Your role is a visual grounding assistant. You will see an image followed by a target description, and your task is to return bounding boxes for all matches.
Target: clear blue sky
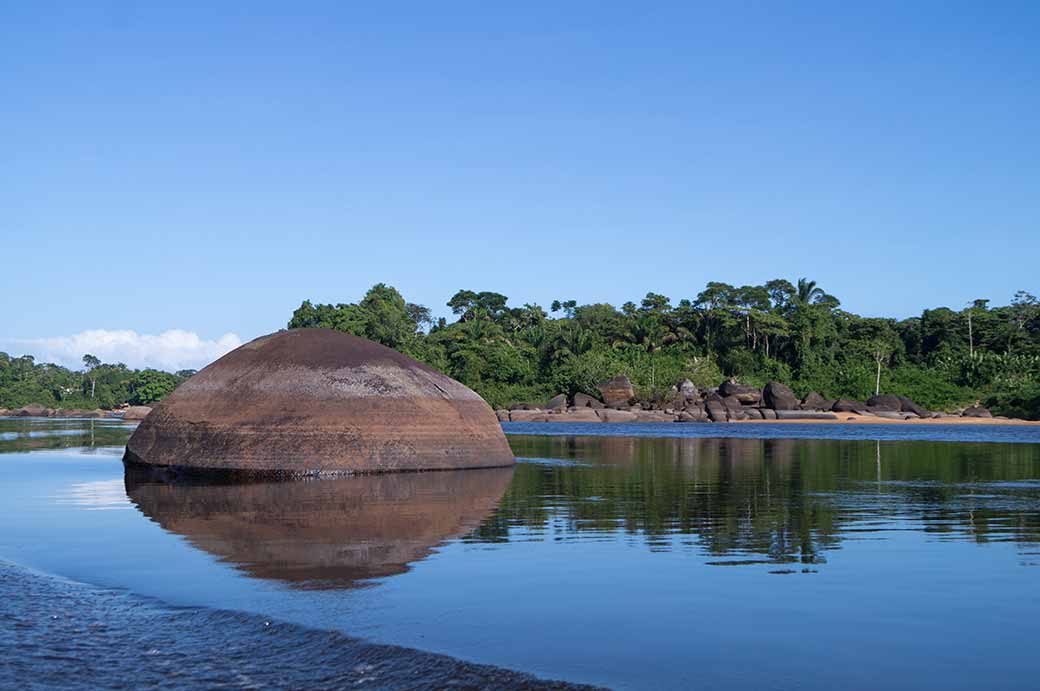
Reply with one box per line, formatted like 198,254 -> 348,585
2,2 -> 1038,367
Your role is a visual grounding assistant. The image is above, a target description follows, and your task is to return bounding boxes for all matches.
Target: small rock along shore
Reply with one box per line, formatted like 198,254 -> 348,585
496,376 -> 1038,425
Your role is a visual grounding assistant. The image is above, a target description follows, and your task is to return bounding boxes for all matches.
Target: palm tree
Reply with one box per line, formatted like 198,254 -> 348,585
796,278 -> 825,305
795,277 -> 840,310
618,314 -> 677,391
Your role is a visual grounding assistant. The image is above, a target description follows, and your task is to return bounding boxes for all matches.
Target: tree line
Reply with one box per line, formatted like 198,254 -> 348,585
288,280 -> 1040,418
0,352 -> 191,410
4,278 -> 1036,418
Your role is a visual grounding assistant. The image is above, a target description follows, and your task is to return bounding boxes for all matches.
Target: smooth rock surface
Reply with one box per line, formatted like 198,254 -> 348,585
597,375 -> 635,408
124,329 -> 514,475
763,382 -> 799,410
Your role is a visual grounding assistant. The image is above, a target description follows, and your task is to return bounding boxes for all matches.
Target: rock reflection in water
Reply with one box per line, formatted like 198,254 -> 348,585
125,466 -> 514,589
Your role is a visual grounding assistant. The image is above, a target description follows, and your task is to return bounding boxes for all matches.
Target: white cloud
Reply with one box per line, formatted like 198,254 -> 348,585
5,329 -> 243,372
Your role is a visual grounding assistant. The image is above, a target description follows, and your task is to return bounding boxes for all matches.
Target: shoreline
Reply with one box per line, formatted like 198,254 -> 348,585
731,413 -> 1040,426
501,410 -> 1040,426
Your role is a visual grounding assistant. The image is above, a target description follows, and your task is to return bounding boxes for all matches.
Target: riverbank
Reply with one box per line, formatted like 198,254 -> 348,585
737,413 -> 1040,426
498,408 -> 1039,425
0,404 -> 152,420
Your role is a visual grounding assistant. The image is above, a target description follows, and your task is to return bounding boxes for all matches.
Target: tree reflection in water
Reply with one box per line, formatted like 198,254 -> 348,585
470,435 -> 1040,565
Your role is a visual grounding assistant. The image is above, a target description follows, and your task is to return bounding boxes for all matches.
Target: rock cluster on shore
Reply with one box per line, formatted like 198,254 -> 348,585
0,405 -> 119,419
495,376 -> 1006,424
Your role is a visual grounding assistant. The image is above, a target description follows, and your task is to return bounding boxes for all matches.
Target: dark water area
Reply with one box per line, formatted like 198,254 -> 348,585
2,418 -> 1040,690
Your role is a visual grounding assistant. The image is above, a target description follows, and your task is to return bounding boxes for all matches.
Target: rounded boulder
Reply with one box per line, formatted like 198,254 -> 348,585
124,328 -> 515,475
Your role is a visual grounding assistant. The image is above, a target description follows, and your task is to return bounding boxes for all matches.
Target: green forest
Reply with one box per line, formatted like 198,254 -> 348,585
287,280 -> 1040,419
3,278 -> 1038,418
0,353 -> 191,410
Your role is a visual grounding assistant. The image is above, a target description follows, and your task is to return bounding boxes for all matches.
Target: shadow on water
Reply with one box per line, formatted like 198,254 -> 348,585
124,465 -> 515,589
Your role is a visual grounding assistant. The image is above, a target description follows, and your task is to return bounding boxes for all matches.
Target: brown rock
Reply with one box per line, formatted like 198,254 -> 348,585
124,329 -> 514,475
705,399 -> 728,422
874,411 -> 915,420
509,410 -> 550,422
801,392 -> 831,410
634,410 -> 673,423
597,375 -> 635,408
962,406 -> 993,418
897,396 -> 928,417
867,394 -> 902,411
721,395 -> 743,413
678,379 -> 699,400
495,409 -> 510,422
596,409 -> 638,423
15,404 -> 49,417
763,382 -> 799,410
545,394 -> 568,411
572,392 -> 605,409
832,398 -> 866,413
719,380 -> 761,405
122,406 -> 153,421
549,408 -> 601,422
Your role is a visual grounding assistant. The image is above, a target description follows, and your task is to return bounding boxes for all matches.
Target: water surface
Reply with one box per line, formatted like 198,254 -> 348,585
2,418 -> 1039,689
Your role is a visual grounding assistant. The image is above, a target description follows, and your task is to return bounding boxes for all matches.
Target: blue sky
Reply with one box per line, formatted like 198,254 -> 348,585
2,1 -> 1038,369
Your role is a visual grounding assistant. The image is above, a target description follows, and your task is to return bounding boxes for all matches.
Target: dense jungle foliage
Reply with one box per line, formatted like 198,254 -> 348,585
0,353 -> 191,409
287,280 -> 1040,419
3,278 -> 1037,418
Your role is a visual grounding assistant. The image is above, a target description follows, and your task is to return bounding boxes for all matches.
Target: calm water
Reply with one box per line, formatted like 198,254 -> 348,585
2,418 -> 1040,690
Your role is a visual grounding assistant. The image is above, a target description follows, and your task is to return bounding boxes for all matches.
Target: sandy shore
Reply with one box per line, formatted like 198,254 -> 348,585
734,413 -> 1040,426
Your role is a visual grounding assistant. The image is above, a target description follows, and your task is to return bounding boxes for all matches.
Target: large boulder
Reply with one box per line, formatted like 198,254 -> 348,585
801,392 -> 831,411
597,375 -> 636,408
897,396 -> 928,417
635,410 -> 674,423
122,406 -> 153,421
721,395 -> 743,414
676,408 -> 707,423
15,403 -> 50,417
596,409 -> 638,423
704,397 -> 728,422
832,398 -> 867,413
678,379 -> 699,401
124,329 -> 515,475
962,406 -> 993,418
763,382 -> 799,410
719,380 -> 762,405
544,408 -> 600,422
545,394 -> 568,411
572,392 -> 605,409
509,410 -> 550,422
867,394 -> 902,411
